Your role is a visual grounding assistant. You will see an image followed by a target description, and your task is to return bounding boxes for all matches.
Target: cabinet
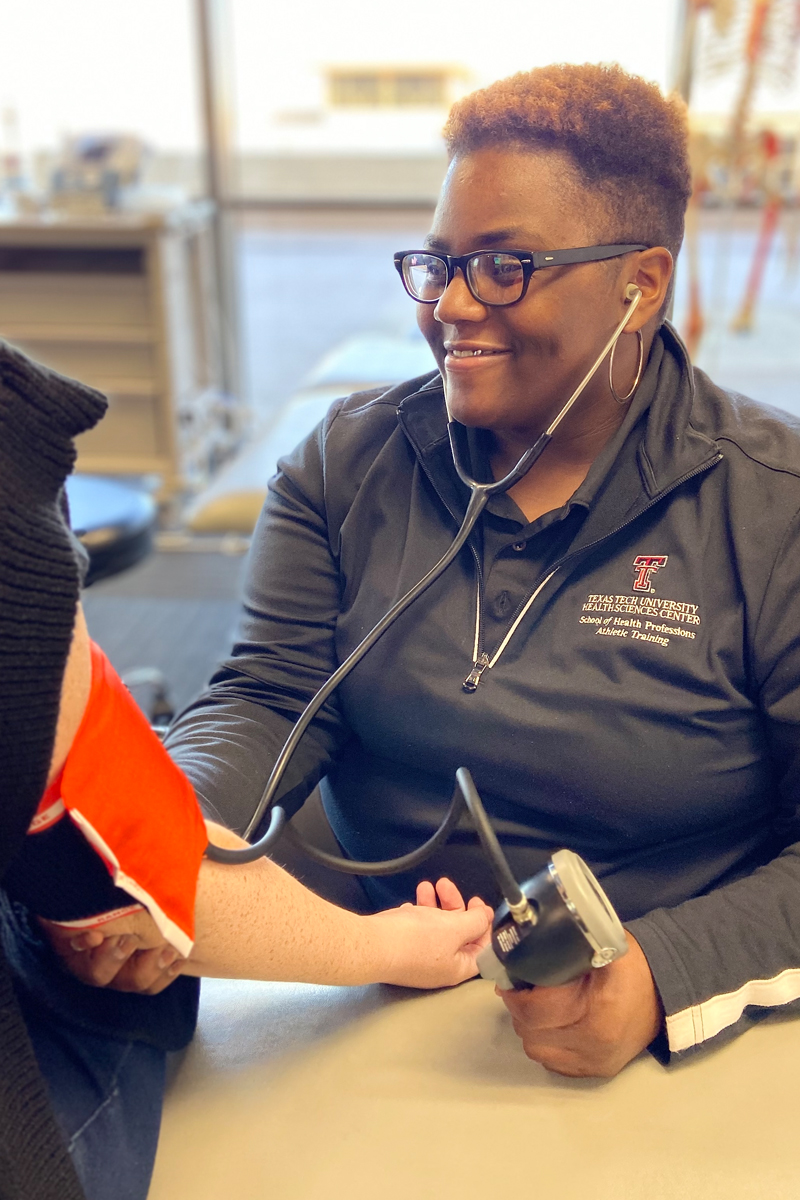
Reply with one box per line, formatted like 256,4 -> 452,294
0,203 -> 244,494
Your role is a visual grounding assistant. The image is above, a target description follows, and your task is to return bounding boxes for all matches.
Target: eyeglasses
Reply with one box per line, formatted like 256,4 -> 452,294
393,243 -> 648,307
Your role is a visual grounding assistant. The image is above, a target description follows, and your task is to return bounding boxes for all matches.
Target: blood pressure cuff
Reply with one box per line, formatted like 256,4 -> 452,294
3,642 -> 208,957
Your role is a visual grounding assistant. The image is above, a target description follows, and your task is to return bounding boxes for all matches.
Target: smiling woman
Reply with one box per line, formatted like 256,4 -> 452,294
163,61 -> 800,1081
408,64 -> 688,518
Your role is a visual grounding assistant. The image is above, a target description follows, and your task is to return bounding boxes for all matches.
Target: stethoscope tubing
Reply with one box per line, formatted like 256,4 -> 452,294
205,293 -> 642,869
205,486 -> 490,864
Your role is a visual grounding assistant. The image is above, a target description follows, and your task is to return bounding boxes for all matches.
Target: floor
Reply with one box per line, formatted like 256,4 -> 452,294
81,550 -> 249,717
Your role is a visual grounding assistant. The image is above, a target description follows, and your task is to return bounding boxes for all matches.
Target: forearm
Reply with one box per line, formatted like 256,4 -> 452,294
182,823 -> 385,985
627,843 -> 800,1062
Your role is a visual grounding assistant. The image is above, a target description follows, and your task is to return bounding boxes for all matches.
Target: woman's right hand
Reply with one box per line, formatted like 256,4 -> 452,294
366,879 -> 493,989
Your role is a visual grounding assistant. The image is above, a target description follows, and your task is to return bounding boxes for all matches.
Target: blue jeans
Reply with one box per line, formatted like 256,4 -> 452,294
0,894 -> 168,1200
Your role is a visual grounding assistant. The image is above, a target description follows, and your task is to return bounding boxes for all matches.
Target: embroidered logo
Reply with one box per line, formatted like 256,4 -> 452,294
631,555 -> 668,593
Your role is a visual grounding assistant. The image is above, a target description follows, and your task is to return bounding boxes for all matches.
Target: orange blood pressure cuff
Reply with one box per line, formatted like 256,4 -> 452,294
4,642 -> 208,957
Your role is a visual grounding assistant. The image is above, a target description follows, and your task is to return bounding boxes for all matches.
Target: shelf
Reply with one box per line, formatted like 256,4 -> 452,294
0,206 -> 231,496
75,454 -> 171,476
90,378 -> 159,397
0,323 -> 154,345
0,201 -> 214,236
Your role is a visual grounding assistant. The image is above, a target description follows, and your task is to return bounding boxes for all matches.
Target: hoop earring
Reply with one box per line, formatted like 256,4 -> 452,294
609,329 -> 644,404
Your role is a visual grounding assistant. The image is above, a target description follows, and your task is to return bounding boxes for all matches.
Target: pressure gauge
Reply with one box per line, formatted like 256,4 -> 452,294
477,849 -> 628,990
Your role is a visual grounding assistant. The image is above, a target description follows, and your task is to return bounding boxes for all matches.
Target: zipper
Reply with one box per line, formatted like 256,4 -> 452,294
463,570 -> 557,690
461,452 -> 722,692
469,542 -> 484,661
463,652 -> 490,693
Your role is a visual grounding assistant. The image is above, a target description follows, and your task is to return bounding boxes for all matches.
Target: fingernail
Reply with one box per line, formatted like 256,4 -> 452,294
113,938 -> 131,960
158,948 -> 177,969
70,938 -> 86,953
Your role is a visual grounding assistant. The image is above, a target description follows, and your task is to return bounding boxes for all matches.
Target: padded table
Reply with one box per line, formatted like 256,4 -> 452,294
66,473 -> 155,584
150,976 -> 799,1199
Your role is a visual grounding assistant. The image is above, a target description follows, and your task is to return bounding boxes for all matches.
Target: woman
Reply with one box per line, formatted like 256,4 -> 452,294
145,62 -> 800,1077
0,340 -> 490,1200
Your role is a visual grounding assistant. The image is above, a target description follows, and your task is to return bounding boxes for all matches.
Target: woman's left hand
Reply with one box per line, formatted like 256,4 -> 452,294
499,933 -> 662,1077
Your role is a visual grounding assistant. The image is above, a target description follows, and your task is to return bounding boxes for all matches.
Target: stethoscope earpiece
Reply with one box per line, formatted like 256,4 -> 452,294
624,283 -> 642,303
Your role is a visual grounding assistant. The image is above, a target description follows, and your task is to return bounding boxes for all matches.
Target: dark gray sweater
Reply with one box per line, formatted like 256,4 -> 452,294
0,343 -> 200,1156
0,340 -> 105,1200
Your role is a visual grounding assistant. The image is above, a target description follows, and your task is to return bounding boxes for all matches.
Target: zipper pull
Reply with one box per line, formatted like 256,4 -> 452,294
463,652 -> 490,693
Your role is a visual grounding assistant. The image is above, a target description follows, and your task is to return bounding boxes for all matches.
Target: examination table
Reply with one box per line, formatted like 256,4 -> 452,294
149,975 -> 799,1199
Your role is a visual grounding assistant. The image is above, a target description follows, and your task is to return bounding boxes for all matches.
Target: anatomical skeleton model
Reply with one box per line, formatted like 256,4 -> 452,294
676,0 -> 800,352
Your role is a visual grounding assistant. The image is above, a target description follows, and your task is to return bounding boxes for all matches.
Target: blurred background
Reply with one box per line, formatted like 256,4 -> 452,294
2,0 -> 799,714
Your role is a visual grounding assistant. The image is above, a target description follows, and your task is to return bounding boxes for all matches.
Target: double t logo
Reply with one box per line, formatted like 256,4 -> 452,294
632,555 -> 668,593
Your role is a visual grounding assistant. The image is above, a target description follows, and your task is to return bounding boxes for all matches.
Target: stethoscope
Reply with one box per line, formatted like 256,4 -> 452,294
204,288 -> 643,988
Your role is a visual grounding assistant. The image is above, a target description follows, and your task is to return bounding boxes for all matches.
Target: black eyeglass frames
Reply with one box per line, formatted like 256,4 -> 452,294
393,243 -> 648,307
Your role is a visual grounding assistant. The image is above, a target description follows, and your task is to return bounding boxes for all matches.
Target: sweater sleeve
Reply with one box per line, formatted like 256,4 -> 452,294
165,408 -> 353,834
0,339 -> 107,877
627,506 -> 800,1063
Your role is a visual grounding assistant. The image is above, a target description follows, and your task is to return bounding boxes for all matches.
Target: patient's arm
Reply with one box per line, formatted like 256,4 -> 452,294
185,823 -> 490,989
44,824 -> 491,991
44,843 -> 491,991
48,603 -> 92,786
37,609 -> 491,991
9,604 -> 208,948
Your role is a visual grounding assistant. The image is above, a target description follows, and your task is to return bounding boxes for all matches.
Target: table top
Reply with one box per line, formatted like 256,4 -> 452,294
150,976 -> 800,1200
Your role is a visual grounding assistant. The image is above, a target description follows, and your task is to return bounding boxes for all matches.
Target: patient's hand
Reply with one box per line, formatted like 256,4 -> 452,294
415,876 -> 489,915
39,909 -> 185,995
368,878 -> 493,988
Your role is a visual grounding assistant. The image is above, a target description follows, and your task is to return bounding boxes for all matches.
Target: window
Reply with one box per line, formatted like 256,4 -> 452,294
327,68 -> 456,108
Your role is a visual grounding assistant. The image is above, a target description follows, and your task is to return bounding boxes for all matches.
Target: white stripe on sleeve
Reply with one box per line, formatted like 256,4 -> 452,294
666,966 -> 800,1053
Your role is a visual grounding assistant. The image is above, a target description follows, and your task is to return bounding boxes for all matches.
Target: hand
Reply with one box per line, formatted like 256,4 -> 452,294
366,877 -> 493,989
39,909 -> 186,995
499,933 -> 662,1078
414,876 -> 489,915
